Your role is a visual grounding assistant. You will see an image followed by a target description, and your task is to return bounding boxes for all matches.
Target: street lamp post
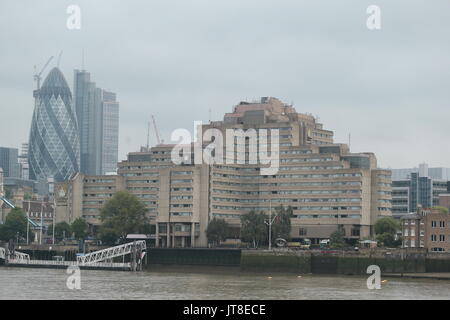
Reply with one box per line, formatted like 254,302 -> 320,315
39,200 -> 43,245
265,200 -> 279,251
52,197 -> 56,245
16,231 -> 19,245
26,200 -> 30,245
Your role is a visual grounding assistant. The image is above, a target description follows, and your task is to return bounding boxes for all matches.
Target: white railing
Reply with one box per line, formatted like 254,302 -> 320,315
0,247 -> 30,262
14,251 -> 30,262
77,240 -> 146,265
2,242 -> 143,270
7,258 -> 131,269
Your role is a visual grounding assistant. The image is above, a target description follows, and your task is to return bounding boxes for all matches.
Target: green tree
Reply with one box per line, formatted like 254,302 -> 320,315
432,206 -> 449,214
99,191 -> 150,243
71,218 -> 88,240
4,186 -> 13,199
98,226 -> 120,246
240,210 -> 267,248
330,230 -> 346,248
47,222 -> 72,240
206,218 -> 229,246
375,216 -> 400,247
0,208 -> 29,242
270,205 -> 293,244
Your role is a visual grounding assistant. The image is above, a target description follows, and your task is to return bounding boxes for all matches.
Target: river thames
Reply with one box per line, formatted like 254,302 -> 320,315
0,267 -> 449,300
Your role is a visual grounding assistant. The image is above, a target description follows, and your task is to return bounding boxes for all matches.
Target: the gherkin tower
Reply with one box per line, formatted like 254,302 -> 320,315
28,67 -> 80,188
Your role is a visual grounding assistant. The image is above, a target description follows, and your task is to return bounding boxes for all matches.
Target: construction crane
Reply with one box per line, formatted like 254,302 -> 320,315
57,51 -> 63,68
151,115 -> 161,145
34,56 -> 54,90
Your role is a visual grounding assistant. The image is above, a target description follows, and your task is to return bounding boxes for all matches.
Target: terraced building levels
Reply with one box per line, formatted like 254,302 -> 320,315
56,97 -> 392,247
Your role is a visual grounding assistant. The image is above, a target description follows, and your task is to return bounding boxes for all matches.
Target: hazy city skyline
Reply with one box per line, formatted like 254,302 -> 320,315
1,0 -> 449,169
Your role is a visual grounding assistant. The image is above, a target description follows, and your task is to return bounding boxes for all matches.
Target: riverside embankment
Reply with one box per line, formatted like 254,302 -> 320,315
2,246 -> 450,277
142,248 -> 450,277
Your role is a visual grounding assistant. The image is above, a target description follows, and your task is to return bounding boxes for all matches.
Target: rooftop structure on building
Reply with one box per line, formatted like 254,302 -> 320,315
391,163 -> 450,180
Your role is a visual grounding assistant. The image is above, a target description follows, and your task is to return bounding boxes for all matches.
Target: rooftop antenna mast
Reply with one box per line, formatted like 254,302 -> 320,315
34,56 -> 54,90
151,115 -> 161,145
348,133 -> 351,150
146,121 -> 151,151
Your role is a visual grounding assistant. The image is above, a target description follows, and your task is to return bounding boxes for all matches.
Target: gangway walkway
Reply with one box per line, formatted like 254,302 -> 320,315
76,240 -> 146,265
1,241 -> 146,271
0,247 -> 30,262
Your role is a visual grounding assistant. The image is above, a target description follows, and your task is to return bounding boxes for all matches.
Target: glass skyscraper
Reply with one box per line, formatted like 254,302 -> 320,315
74,70 -> 119,175
0,147 -> 19,178
28,67 -> 80,191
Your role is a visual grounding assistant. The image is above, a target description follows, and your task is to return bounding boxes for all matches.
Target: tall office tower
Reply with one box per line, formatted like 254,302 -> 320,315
100,90 -> 119,174
18,143 -> 29,180
73,70 -> 119,175
0,147 -> 19,178
28,67 -> 80,194
56,97 -> 392,248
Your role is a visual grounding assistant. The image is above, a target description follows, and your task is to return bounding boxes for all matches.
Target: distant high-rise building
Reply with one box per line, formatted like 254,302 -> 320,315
392,171 -> 449,218
100,90 -> 119,174
391,163 -> 450,180
28,67 -> 80,193
73,70 -> 119,175
18,143 -> 29,180
0,147 -> 19,178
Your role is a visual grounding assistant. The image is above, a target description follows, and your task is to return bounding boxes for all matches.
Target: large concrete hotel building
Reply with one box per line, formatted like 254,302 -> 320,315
55,97 -> 392,247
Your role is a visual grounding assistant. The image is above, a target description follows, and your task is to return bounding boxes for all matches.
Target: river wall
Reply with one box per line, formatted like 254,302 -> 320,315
144,248 -> 450,274
2,246 -> 450,274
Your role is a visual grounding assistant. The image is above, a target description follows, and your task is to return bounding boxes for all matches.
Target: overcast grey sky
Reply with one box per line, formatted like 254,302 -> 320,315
1,0 -> 449,169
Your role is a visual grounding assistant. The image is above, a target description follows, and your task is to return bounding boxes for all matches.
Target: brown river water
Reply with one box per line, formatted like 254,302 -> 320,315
0,266 -> 449,300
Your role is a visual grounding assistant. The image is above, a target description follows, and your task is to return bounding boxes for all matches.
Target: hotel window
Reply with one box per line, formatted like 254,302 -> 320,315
351,228 -> 360,237
299,228 -> 307,236
431,234 -> 437,242
158,223 -> 167,233
431,221 -> 437,228
439,221 -> 445,228
439,235 -> 445,242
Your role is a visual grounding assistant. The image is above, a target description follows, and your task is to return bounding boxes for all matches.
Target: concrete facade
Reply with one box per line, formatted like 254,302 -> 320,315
55,97 -> 392,247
